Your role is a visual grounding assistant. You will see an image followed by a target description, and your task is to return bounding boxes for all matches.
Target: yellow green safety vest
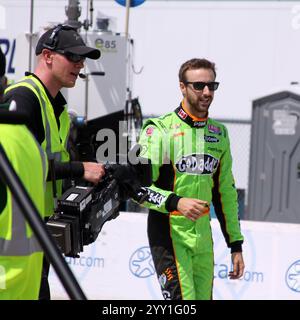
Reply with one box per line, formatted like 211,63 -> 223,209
5,75 -> 70,216
0,124 -> 47,299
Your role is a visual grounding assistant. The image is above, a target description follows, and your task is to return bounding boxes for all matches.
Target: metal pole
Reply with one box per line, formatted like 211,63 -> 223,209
0,143 -> 87,300
125,0 -> 130,38
84,74 -> 89,119
28,0 -> 34,72
125,1 -> 132,154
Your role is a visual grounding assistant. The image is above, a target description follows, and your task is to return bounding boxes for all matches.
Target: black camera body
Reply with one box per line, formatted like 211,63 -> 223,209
47,175 -> 120,258
46,162 -> 149,258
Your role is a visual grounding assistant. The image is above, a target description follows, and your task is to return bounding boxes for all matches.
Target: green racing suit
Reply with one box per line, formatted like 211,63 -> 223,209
138,104 -> 244,300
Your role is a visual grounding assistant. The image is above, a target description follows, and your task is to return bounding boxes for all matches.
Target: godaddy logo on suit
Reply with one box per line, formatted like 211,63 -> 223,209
176,153 -> 219,175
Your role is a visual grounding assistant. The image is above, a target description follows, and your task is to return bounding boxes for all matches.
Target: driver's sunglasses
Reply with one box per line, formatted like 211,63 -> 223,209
184,81 -> 219,91
55,50 -> 86,63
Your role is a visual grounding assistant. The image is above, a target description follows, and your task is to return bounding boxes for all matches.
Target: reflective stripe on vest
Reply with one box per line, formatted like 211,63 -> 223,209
0,199 -> 41,256
0,127 -> 47,256
20,78 -> 63,162
5,76 -> 70,215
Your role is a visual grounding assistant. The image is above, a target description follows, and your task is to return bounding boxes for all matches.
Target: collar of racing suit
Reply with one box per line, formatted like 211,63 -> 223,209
175,102 -> 208,128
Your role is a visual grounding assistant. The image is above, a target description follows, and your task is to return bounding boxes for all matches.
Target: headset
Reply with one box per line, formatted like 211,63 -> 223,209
43,24 -> 76,51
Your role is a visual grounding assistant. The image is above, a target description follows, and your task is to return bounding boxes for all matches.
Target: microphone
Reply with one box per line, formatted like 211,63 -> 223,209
90,71 -> 105,76
78,73 -> 86,79
78,72 -> 105,79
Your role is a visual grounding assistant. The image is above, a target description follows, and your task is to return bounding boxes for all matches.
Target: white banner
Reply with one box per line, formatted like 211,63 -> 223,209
49,212 -> 300,300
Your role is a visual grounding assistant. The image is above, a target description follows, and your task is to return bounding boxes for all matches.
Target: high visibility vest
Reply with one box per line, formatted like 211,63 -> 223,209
0,124 -> 47,300
5,76 -> 70,216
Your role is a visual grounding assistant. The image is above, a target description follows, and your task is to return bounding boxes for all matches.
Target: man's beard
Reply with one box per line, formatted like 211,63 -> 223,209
186,95 -> 211,116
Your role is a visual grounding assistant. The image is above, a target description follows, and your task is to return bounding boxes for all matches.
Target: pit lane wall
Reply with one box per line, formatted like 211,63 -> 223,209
49,212 -> 300,300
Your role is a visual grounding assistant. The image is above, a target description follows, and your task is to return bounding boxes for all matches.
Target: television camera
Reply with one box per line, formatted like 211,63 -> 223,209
46,161 -> 150,258
46,112 -> 150,258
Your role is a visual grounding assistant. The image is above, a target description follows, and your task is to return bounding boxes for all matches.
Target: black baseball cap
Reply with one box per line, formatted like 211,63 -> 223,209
35,25 -> 100,60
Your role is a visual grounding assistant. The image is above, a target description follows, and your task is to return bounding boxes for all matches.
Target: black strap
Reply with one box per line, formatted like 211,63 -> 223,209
0,109 -> 31,126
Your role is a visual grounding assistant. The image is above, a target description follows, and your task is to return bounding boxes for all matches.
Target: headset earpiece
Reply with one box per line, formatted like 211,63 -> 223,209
43,24 -> 76,51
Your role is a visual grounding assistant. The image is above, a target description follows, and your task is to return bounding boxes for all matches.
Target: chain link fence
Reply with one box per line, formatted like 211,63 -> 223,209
212,118 -> 251,220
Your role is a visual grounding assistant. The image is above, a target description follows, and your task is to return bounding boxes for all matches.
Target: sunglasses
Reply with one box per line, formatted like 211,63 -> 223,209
55,50 -> 86,63
184,81 -> 219,91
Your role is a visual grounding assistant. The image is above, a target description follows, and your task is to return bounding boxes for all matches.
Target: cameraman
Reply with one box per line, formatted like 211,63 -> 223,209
3,25 -> 105,300
0,107 -> 47,299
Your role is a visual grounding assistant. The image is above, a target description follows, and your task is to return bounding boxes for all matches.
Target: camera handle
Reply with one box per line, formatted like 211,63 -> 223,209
0,143 -> 87,300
